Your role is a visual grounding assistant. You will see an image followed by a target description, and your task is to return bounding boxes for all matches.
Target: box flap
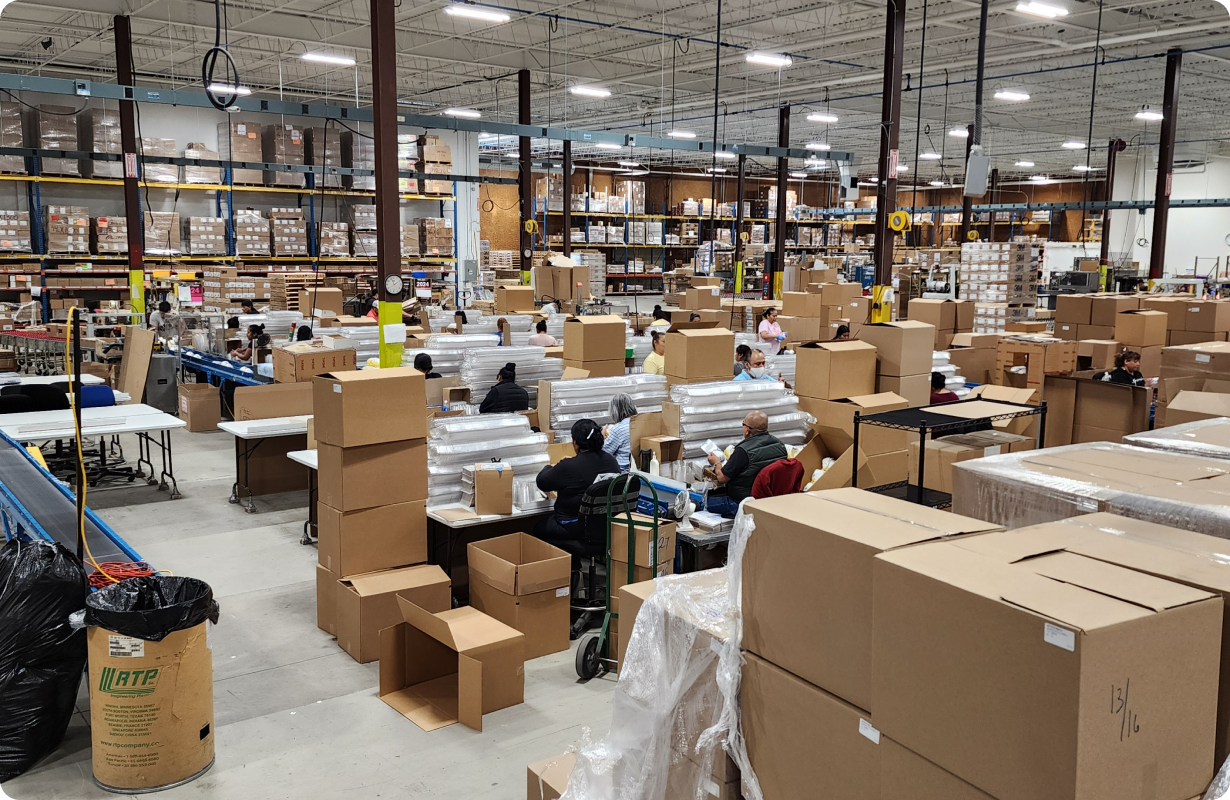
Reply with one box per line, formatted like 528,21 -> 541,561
434,507 -> 480,522
396,598 -> 523,653
515,536 -> 572,594
818,487 -> 1003,537
458,654 -> 484,731
1169,390 -> 1230,418
923,399 -> 1035,420
381,674 -> 460,731
969,385 -> 1037,405
1019,551 -> 1214,611
348,564 -> 449,598
561,366 -> 590,379
846,392 -> 908,411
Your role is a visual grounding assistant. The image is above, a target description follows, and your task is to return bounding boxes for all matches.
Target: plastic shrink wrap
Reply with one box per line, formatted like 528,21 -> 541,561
427,414 -> 549,508
461,345 -> 563,405
667,381 -> 813,459
1124,418 -> 1230,461
549,375 -> 667,440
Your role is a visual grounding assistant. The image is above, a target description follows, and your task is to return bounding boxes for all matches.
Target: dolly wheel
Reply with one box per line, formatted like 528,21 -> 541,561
576,634 -> 601,680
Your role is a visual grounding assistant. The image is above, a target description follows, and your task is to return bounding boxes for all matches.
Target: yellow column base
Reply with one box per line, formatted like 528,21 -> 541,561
772,271 -> 783,301
870,285 -> 893,324
377,300 -> 405,369
129,269 -> 145,315
734,260 -> 744,294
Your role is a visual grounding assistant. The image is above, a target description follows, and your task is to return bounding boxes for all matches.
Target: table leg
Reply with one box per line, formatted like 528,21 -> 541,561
230,438 -> 261,513
136,431 -> 156,485
300,468 -> 317,545
156,430 -> 181,499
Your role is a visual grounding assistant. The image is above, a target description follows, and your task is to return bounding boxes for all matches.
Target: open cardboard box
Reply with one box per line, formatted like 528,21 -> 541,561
794,436 -> 874,490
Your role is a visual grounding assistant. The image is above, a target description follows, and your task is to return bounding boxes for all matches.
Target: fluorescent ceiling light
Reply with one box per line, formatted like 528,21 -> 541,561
807,113 -> 839,124
919,152 -> 942,161
790,172 -> 807,178
1136,108 -> 1164,122
930,180 -> 945,187
994,89 -> 1030,102
1072,165 -> 1100,172
897,164 -> 909,172
1016,1 -> 1068,18
668,130 -> 696,139
208,83 -> 251,96
1062,141 -> 1086,150
714,151 -> 737,160
621,169 -> 649,176
707,167 -> 727,173
858,181 -> 878,187
805,158 -> 826,167
1030,175 -> 1052,183
805,142 -> 831,151
594,142 -> 623,150
617,161 -> 640,167
570,85 -> 611,99
444,108 -> 481,118
1015,160 -> 1035,167
746,52 -> 793,68
302,52 -> 356,67
949,127 -> 969,138
444,4 -> 511,23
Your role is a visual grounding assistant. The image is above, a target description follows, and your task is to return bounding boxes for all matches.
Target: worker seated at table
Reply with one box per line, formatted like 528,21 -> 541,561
239,298 -> 257,315
534,419 -> 621,545
479,363 -> 529,413
648,305 -> 671,330
705,410 -> 787,518
528,319 -> 558,347
413,352 -> 442,379
832,324 -> 851,341
603,393 -> 637,469
229,323 -> 268,364
1098,350 -> 1146,386
642,330 -> 666,375
930,371 -> 959,404
734,349 -> 773,381
294,325 -> 312,342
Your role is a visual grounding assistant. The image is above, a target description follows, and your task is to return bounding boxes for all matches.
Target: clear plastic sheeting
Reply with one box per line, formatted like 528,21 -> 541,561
1203,755 -> 1230,800
626,335 -> 653,365
1124,418 -> 1230,461
668,381 -> 813,460
401,348 -> 462,377
764,353 -> 795,386
235,311 -> 303,340
427,414 -> 550,508
426,333 -> 502,350
461,346 -> 563,405
428,314 -> 541,335
561,569 -> 732,800
326,326 -> 379,360
549,375 -> 668,441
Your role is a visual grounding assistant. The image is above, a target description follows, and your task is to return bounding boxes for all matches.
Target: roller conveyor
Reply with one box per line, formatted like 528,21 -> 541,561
0,428 -> 140,564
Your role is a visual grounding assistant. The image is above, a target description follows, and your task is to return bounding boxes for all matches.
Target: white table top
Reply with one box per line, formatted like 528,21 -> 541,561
218,415 -> 313,440
67,389 -> 131,405
426,502 -> 552,528
287,449 -> 317,470
0,374 -> 105,386
0,403 -> 186,440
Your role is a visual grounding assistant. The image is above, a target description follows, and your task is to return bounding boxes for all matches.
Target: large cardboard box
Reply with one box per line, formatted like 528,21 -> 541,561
298,287 -> 343,317
473,463 -> 514,516
273,342 -> 356,384
1077,324 -> 1115,341
562,315 -> 625,362
1054,321 -> 1080,341
609,514 -> 678,570
776,314 -> 822,344
561,358 -> 623,378
879,738 -> 995,800
467,533 -> 571,660
1114,309 -> 1168,347
313,367 -> 427,447
1042,371 -> 1151,446
1076,339 -> 1120,371
741,652 -> 880,800
1090,293 -> 1140,326
527,753 -> 575,800
232,381 -> 314,420
1165,390 -> 1230,425
495,286 -> 537,314
664,328 -> 734,380
875,373 -> 929,407
801,392 -> 908,456
873,542 -> 1221,800
317,499 -> 427,578
178,383 -> 220,432
378,598 -> 525,732
908,298 -> 957,331
781,291 -> 824,317
335,563 -> 450,664
317,563 -> 338,635
318,439 -> 428,512
742,488 -> 1002,711
858,321 -> 935,377
1055,294 -> 1093,326
616,579 -> 657,669
685,286 -> 721,310
794,341 -> 877,400
908,430 -> 1034,493
1185,299 -> 1230,333
1142,295 -> 1190,330
947,346 -> 997,386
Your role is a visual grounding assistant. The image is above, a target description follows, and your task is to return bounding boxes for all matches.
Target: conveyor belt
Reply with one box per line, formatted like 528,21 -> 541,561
0,428 -> 140,564
177,347 -> 270,386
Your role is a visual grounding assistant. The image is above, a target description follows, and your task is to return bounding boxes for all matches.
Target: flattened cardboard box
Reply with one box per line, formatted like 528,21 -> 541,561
313,367 -> 427,447
335,563 -> 450,664
467,533 -> 571,660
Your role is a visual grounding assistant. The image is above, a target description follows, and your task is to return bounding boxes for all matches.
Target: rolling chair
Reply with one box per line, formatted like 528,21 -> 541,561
2,383 -> 70,411
563,473 -> 641,639
0,394 -> 34,415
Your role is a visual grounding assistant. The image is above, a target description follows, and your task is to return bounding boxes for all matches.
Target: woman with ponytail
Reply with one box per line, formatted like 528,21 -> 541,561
479,362 -> 530,413
534,418 -> 621,545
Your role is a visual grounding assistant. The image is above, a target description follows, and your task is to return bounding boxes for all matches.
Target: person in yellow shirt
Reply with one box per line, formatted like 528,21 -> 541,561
643,330 -> 666,375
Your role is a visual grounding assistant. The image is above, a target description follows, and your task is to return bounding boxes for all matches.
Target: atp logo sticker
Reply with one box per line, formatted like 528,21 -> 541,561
99,667 -> 161,697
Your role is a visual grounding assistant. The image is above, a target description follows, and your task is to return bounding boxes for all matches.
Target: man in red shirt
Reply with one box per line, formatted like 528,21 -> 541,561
930,371 -> 959,404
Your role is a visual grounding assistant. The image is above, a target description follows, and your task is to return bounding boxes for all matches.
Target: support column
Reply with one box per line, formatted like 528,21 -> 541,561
772,105 -> 789,300
113,16 -> 144,317
1150,48 -> 1182,282
959,124 -> 974,243
871,0 -> 906,322
735,153 -> 746,293
1101,139 -> 1122,264
562,140 -> 572,259
371,0 -> 403,367
518,69 -> 533,283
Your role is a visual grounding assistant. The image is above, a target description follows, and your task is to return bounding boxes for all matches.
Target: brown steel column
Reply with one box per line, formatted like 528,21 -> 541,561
518,69 -> 533,276
872,0 -> 906,302
735,152 -> 746,293
370,0 -> 402,365
1101,139 -> 1123,264
771,105 -> 789,299
113,16 -> 144,315
959,124 -> 974,243
1150,48 -> 1182,281
988,167 -> 999,243
562,140 -> 572,258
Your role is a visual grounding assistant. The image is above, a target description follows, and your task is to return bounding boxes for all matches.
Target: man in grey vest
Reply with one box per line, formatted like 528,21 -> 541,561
705,410 -> 787,517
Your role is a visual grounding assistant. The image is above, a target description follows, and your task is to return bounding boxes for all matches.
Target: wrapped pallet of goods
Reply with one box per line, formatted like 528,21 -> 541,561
181,143 -> 222,185
78,108 -> 121,178
27,105 -> 79,177
305,126 -> 342,188
217,121 -> 263,185
262,124 -> 306,188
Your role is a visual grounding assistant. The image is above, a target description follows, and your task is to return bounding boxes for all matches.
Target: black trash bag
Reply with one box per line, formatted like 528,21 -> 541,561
0,539 -> 89,783
84,576 -> 219,642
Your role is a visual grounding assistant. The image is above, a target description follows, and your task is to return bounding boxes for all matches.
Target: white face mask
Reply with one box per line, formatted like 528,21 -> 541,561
748,366 -> 767,379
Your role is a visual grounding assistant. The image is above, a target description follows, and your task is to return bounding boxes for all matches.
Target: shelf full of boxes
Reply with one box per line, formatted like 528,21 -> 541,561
0,100 -> 471,321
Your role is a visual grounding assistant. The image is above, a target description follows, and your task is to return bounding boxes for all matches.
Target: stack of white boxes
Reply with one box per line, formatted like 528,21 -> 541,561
961,241 -> 1038,333
234,209 -> 271,257
185,217 -> 228,256
351,205 -> 377,258
270,208 -> 308,257
0,211 -> 31,253
319,222 -> 350,257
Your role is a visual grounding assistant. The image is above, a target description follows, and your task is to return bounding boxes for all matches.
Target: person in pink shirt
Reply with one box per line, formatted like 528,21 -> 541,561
757,307 -> 785,356
527,319 -> 558,346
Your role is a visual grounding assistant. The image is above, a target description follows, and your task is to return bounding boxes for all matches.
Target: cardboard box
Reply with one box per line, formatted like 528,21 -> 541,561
313,367 -> 427,447
794,341 -> 877,400
562,315 -> 625,362
473,463 -> 514,516
1054,322 -> 1080,341
801,393 -> 908,456
776,315 -> 823,344
947,344 -> 999,385
1076,339 -> 1121,371
1170,330 -> 1228,346
742,488 -> 1002,711
875,541 -> 1221,800
232,381 -> 313,420
561,358 -> 623,378
908,298 -> 957,331
741,652 -> 880,800
273,342 -> 356,384
875,373 -> 929,407
1166,390 -> 1230,425
467,533 -> 571,660
907,430 -> 1034,493
616,579 -> 657,669
318,439 -> 428,512
1090,293 -> 1140,326
299,287 -> 343,317
318,499 -> 427,578
609,514 -> 677,570
665,328 -> 735,380
950,333 -> 1001,350
177,383 -> 220,432
317,563 -> 337,635
781,291 -> 824,317
378,598 -> 525,732
1077,324 -> 1115,341
880,738 -> 995,800
496,286 -> 537,314
1114,309 -> 1168,347
527,753 -> 575,800
1186,300 -> 1230,333
335,563 -> 450,663
685,286 -> 721,310
858,321 -> 935,377
1056,294 -> 1094,326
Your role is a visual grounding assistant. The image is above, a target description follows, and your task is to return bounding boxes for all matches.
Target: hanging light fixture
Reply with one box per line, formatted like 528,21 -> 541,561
444,4 -> 511,23
745,52 -> 793,68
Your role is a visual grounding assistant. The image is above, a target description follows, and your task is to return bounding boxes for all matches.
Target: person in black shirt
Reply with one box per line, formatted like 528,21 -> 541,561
413,352 -> 442,379
479,363 -> 529,413
534,419 -> 620,545
705,410 -> 787,517
1099,350 -> 1145,387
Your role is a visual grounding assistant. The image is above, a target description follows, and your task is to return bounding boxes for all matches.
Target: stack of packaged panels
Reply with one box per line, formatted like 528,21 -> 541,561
217,121 -> 263,184
270,209 -> 308,257
92,216 -> 128,255
397,133 -> 418,193
460,345 -> 562,407
666,380 -> 812,460
400,224 -> 419,258
318,222 -> 350,257
27,105 -> 79,176
202,266 -> 238,312
181,142 -> 222,185
44,206 -> 89,254
0,211 -> 31,253
305,127 -> 342,188
78,109 -> 120,178
426,414 -> 548,508
185,217 -> 227,256
962,241 -> 1038,333
419,135 -> 452,195
350,205 -> 377,258
419,217 -> 453,257
140,137 -> 178,183
233,209 -> 270,257
341,131 -> 375,191
546,374 -> 667,442
262,124 -> 305,187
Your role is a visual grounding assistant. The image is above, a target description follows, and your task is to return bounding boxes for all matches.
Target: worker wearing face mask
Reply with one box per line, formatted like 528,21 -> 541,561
734,348 -> 774,381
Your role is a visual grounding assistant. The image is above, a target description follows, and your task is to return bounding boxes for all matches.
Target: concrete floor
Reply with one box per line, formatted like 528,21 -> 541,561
3,427 -> 615,800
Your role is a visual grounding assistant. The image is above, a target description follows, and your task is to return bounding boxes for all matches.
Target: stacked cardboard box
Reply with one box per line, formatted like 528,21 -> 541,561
262,124 -> 305,188
563,315 -> 628,377
992,334 -> 1076,392
962,242 -> 1037,333
397,133 -> 418,193
271,216 -> 309,257
341,131 -> 375,191
44,206 -> 89,254
305,127 -> 342,188
217,121 -> 263,185
0,102 -> 24,176
92,216 -> 128,255
662,327 -> 732,387
352,230 -> 378,259
140,137 -> 178,183
313,368 -> 432,663
419,217 -> 453,256
181,142 -> 222,185
185,217 -> 227,256
27,105 -> 79,176
1156,340 -> 1230,426
400,224 -> 420,258
1055,293 -> 1136,342
201,266 -> 239,312
467,533 -> 571,660
419,135 -> 452,195
350,204 -> 377,232
78,108 -> 121,178
907,429 -> 1034,492
944,332 -> 1000,384
233,210 -> 270,257
908,298 -> 975,350
780,284 -> 860,344
857,321 -> 935,406
318,222 -> 350,257
0,212 -> 31,253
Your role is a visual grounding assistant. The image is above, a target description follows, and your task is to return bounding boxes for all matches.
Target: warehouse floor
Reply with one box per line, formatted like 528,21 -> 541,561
3,429 -> 615,800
